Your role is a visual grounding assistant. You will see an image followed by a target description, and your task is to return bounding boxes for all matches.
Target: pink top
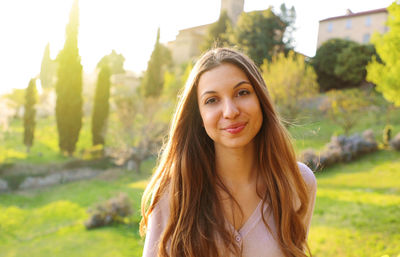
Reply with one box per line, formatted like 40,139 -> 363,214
142,162 -> 317,257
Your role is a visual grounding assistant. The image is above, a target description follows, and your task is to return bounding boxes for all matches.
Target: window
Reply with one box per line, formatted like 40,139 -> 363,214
346,19 -> 352,29
365,16 -> 371,27
327,22 -> 333,32
363,33 -> 370,43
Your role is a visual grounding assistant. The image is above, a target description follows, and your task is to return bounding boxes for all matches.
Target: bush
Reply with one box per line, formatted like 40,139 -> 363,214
85,193 -> 133,229
299,149 -> 321,171
300,129 -> 378,170
390,132 -> 400,151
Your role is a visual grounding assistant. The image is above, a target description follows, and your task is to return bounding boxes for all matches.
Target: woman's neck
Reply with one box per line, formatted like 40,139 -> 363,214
214,142 -> 257,190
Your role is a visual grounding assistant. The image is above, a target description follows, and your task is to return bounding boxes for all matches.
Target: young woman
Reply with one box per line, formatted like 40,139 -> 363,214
140,48 -> 317,257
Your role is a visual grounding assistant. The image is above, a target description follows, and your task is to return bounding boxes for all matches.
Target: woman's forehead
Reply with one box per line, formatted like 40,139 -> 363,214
197,63 -> 249,90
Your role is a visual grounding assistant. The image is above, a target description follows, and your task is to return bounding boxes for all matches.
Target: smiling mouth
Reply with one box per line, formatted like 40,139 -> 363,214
224,123 -> 246,134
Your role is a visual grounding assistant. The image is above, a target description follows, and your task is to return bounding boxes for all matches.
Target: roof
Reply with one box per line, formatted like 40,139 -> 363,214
178,23 -> 211,33
320,7 -> 388,22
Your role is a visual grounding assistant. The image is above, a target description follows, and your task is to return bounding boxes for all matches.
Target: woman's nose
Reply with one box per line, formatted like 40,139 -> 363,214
222,99 -> 240,119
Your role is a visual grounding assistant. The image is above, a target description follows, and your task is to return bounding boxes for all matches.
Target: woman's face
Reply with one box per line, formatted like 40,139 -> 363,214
197,63 -> 263,151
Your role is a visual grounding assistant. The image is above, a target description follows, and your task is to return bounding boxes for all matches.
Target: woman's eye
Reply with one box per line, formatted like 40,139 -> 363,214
237,89 -> 250,96
205,97 -> 217,105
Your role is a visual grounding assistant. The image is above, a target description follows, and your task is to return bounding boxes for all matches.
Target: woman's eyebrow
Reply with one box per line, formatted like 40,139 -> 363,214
233,80 -> 251,89
200,90 -> 217,98
200,81 -> 251,98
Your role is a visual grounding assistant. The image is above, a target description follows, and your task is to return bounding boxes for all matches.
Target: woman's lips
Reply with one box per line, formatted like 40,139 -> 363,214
223,123 -> 246,134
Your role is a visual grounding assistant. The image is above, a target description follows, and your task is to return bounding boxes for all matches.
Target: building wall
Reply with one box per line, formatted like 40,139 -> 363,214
221,0 -> 245,24
167,24 -> 209,65
317,11 -> 388,48
167,0 -> 244,65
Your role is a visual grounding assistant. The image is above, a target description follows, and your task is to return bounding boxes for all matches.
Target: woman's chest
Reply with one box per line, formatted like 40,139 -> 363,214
222,204 -> 285,257
238,223 -> 284,257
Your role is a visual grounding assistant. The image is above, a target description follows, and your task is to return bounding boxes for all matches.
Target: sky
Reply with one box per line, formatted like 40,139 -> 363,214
0,0 -> 394,95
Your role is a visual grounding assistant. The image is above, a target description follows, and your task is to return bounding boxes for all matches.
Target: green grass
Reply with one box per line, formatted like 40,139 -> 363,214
289,107 -> 400,153
0,162 -> 155,257
309,150 -> 400,257
1,151 -> 399,257
0,116 -> 92,164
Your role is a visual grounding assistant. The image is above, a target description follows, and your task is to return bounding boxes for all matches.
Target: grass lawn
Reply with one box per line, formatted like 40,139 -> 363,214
289,107 -> 400,153
0,160 -> 154,257
309,150 -> 400,257
0,150 -> 399,257
0,115 -> 94,164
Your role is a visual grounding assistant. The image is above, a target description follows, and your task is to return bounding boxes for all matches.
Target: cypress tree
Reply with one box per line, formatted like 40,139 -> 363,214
91,62 -> 111,146
55,0 -> 83,155
142,28 -> 168,98
40,43 -> 57,89
23,78 -> 38,153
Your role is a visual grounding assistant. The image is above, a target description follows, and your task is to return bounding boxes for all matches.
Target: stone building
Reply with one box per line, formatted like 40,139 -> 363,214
317,8 -> 388,48
167,0 -> 244,65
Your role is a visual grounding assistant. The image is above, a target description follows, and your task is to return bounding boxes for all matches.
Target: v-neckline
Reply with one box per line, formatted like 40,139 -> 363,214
226,199 -> 264,237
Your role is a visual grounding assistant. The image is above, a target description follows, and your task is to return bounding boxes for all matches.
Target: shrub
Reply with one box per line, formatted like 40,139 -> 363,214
299,149 -> 320,171
85,193 -> 133,229
299,129 -> 378,170
390,132 -> 400,151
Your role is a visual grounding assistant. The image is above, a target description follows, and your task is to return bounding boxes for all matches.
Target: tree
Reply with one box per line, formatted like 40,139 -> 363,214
97,50 -> 125,75
312,38 -> 378,91
23,78 -> 38,152
40,43 -> 57,90
142,28 -> 172,98
55,0 -> 83,155
91,50 -> 125,147
201,10 -> 232,51
261,51 -> 319,123
311,38 -> 357,91
91,62 -> 111,147
277,3 -> 296,50
109,89 -> 169,173
0,99 -> 15,133
367,2 -> 400,106
320,89 -> 370,135
335,44 -> 377,86
162,61 -> 192,101
229,8 -> 287,66
2,88 -> 25,118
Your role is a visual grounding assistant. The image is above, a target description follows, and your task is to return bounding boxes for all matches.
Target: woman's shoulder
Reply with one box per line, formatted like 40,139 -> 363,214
143,190 -> 170,257
297,162 -> 317,192
151,188 -> 170,218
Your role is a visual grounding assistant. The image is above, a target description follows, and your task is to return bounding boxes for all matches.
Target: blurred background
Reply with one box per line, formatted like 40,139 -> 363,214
0,0 -> 399,256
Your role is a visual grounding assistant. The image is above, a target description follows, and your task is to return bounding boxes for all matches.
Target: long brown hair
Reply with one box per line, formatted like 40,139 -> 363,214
140,48 -> 311,257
